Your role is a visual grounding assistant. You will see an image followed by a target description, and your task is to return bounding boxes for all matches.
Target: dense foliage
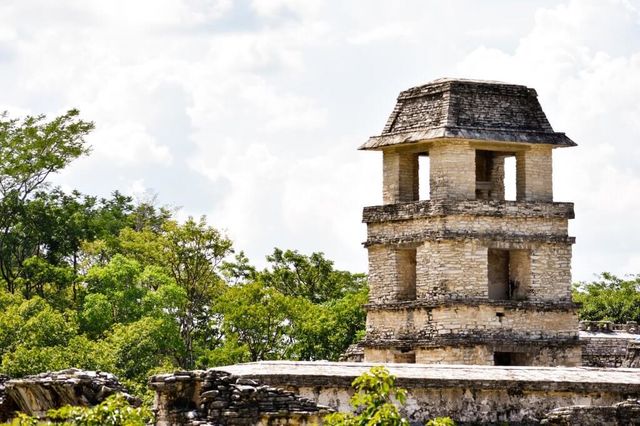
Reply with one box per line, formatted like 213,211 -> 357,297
573,273 -> 640,323
0,110 -> 367,396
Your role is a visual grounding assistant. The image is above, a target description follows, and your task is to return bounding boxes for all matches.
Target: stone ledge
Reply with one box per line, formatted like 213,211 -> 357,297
211,361 -> 640,393
365,299 -> 579,312
363,200 -> 574,223
362,335 -> 581,350
364,230 -> 576,247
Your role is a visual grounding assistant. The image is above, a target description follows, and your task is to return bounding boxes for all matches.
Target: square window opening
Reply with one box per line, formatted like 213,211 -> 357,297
488,249 -> 530,300
475,150 -> 514,201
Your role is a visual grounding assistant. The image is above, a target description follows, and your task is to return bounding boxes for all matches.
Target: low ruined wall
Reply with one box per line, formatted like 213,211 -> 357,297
149,369 -> 329,426
541,399 -> 640,425
198,361 -> 640,425
580,321 -> 640,367
0,369 -> 139,421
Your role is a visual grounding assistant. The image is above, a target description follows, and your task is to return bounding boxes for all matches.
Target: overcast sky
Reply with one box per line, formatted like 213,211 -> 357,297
1,0 -> 639,281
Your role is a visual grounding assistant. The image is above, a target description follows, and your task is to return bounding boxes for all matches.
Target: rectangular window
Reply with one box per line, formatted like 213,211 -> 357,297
488,249 -> 530,300
494,352 -> 531,366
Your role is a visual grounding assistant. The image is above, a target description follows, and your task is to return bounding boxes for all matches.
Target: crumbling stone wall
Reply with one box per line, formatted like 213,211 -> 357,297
580,321 -> 640,367
541,399 -> 640,425
0,374 -> 15,423
624,341 -> 640,368
516,145 -> 553,202
0,369 -> 139,421
149,370 -> 329,426
181,361 -> 640,425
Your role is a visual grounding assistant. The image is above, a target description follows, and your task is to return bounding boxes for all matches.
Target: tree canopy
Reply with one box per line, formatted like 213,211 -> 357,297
0,110 -> 369,395
573,273 -> 640,323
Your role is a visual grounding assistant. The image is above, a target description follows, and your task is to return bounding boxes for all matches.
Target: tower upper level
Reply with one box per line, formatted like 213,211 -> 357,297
361,79 -> 576,204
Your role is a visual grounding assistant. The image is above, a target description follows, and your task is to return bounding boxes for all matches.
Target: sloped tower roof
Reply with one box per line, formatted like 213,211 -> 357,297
360,78 -> 576,150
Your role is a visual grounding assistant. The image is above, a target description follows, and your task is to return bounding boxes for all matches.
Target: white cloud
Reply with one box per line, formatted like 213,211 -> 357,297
457,0 -> 640,280
90,122 -> 173,167
347,22 -> 414,45
2,0 -> 639,280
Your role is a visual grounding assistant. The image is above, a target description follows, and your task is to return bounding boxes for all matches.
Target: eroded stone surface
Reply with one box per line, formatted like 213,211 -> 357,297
153,361 -> 640,425
541,399 -> 640,425
3,369 -> 139,419
360,78 -> 576,150
149,369 -> 330,426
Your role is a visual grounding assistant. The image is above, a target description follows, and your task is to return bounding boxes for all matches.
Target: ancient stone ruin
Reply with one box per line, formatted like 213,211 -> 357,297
359,78 -> 580,366
167,361 -> 640,425
149,369 -> 329,425
3,78 -> 640,425
0,368 -> 139,422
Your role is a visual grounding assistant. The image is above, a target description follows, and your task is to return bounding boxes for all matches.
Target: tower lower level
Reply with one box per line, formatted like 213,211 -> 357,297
362,199 -> 580,366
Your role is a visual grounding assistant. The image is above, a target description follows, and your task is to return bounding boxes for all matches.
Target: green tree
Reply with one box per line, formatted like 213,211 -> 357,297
573,273 -> 640,323
324,366 -> 410,426
48,393 -> 153,426
292,287 -> 368,361
0,109 -> 93,293
260,248 -> 366,303
119,217 -> 233,369
105,316 -> 182,384
83,255 -> 146,325
217,281 -> 302,362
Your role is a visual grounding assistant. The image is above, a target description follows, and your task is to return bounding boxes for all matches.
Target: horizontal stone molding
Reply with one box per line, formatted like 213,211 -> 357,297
364,230 -> 576,247
363,200 -> 575,223
362,334 -> 581,350
365,298 -> 580,312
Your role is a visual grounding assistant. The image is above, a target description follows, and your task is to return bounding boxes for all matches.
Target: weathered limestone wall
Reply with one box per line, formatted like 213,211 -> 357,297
365,344 -> 582,366
429,141 -> 475,200
366,304 -> 579,342
624,341 -> 640,368
541,399 -> 640,425
516,145 -> 553,202
207,362 -> 640,425
416,240 -> 487,299
383,150 -> 418,204
580,321 -> 640,368
367,215 -> 570,246
368,240 -> 572,303
582,335 -> 630,368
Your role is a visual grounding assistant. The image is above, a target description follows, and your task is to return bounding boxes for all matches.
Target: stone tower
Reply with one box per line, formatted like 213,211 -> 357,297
360,78 -> 581,366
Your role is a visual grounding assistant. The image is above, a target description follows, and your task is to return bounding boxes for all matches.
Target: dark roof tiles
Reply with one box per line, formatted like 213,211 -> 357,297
361,78 -> 576,150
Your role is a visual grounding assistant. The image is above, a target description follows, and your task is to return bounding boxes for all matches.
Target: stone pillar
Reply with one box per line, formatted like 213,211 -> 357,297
368,246 -> 417,303
529,244 -> 572,302
383,150 -> 418,204
489,154 -> 506,200
516,145 -> 553,202
429,141 -> 475,200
